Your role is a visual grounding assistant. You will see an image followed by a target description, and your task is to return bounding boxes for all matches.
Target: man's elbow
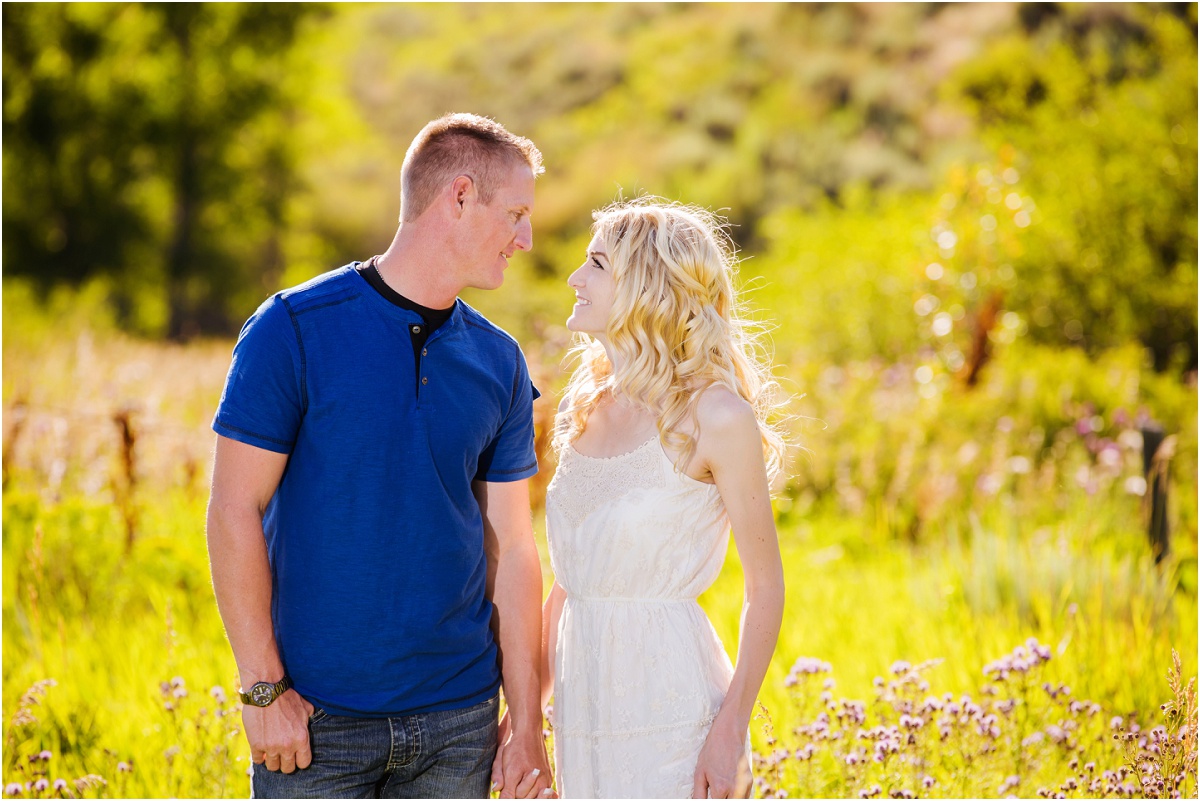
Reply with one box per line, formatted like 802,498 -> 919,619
206,494 -> 262,543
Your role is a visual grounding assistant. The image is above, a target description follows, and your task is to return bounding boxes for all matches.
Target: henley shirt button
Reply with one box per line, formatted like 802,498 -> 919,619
421,376 -> 428,385
412,325 -> 422,334
421,348 -> 428,356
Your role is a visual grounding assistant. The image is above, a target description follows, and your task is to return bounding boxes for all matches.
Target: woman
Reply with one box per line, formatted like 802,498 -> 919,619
537,198 -> 785,798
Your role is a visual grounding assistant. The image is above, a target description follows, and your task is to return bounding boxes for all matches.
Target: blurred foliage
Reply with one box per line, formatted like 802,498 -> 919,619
3,3 -> 1195,374
779,341 -> 1198,561
948,3 -> 1198,371
3,3 -> 325,337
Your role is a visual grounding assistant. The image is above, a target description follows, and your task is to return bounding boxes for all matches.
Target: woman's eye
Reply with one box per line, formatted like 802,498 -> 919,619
592,258 -> 604,270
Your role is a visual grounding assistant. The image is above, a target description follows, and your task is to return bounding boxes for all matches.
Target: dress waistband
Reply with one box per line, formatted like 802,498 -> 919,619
567,595 -> 696,604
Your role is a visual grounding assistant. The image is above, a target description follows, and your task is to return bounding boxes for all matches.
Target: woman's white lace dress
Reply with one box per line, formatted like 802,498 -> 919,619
545,435 -> 742,798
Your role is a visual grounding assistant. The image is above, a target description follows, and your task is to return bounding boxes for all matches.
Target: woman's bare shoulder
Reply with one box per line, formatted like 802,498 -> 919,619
694,384 -> 758,441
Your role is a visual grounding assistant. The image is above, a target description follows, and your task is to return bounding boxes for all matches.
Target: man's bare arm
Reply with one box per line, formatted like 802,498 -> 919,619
475,478 -> 553,799
207,434 -> 313,774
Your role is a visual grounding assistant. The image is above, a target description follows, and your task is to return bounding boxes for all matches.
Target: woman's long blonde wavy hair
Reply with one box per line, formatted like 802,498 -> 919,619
553,198 -> 787,485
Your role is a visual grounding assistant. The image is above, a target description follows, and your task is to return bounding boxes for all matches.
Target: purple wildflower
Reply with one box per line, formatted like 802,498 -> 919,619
789,657 -> 832,675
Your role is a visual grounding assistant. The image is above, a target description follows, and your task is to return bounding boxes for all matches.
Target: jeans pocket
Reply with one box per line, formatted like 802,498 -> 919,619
428,694 -> 499,747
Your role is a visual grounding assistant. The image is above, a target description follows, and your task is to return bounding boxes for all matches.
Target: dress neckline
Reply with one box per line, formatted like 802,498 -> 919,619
569,434 -> 658,462
567,435 -> 718,490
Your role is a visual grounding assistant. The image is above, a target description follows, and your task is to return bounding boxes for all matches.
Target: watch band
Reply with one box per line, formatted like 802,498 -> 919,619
239,675 -> 293,707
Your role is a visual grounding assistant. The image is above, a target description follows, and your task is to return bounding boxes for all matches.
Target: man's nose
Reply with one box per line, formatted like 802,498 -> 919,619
514,219 -> 533,252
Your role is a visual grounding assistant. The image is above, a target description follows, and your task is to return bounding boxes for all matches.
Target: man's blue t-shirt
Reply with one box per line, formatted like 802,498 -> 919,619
213,265 -> 539,718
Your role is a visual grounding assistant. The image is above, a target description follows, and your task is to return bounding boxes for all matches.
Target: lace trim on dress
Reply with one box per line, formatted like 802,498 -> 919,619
569,435 -> 659,462
547,436 -> 666,527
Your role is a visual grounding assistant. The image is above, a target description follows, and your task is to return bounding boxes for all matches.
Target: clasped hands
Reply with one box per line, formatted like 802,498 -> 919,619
492,711 -> 556,799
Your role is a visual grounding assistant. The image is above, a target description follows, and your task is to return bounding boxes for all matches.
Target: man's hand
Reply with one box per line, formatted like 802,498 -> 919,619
490,711 -> 511,793
691,714 -> 751,799
492,716 -> 553,799
243,689 -> 315,774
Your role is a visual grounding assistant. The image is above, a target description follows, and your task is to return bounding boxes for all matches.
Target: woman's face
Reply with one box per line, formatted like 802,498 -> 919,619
566,234 -> 615,337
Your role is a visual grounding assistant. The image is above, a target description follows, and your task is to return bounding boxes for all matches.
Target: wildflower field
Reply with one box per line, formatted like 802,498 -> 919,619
2,286 -> 1196,799
3,3 -> 1198,798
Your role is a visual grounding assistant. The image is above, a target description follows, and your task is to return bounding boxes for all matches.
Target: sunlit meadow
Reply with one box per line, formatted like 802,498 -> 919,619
2,283 -> 1195,798
4,2 -> 1197,798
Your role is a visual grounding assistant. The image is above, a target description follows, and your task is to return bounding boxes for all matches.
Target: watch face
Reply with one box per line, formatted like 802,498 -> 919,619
250,683 -> 274,706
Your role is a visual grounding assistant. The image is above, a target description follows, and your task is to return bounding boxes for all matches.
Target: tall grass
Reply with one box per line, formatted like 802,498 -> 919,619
2,291 -> 1195,797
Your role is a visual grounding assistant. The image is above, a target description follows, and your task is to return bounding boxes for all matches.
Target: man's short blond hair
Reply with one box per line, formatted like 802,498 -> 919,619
400,113 -> 544,222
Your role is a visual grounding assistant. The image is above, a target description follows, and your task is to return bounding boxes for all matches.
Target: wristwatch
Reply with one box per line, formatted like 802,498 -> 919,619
239,675 -> 293,707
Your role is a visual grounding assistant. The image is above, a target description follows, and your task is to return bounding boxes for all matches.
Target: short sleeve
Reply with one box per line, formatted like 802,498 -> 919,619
212,296 -> 304,454
474,346 -> 540,482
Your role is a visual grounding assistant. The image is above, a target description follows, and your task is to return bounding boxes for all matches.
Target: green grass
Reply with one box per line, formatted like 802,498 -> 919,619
4,486 -> 1193,798
2,311 -> 1195,797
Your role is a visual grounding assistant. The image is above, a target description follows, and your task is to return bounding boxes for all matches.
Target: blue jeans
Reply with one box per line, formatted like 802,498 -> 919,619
251,694 -> 498,799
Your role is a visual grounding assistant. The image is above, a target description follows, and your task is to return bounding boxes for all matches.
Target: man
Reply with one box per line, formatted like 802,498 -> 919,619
206,113 -> 553,799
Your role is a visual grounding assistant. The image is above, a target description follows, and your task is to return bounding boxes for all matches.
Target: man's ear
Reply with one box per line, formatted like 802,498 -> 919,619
450,174 -> 475,216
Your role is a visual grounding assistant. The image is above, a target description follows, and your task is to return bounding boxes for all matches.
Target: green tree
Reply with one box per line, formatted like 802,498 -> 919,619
3,3 -> 322,337
949,4 -> 1198,371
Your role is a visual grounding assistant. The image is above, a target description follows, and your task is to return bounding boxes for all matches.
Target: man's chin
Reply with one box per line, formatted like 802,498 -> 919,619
467,273 -> 506,292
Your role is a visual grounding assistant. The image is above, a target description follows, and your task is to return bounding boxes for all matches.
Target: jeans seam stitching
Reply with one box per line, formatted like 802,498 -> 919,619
387,717 -> 398,772
407,715 -> 421,768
